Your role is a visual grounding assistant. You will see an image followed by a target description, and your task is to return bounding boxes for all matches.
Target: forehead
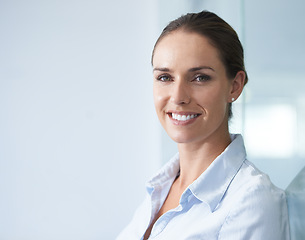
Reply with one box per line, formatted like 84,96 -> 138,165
153,30 -> 223,69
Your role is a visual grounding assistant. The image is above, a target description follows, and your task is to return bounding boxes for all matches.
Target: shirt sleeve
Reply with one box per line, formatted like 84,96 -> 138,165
218,184 -> 290,240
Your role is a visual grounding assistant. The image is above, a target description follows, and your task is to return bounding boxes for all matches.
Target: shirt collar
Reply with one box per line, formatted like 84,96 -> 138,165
146,153 -> 180,194
146,134 -> 246,212
189,134 -> 246,211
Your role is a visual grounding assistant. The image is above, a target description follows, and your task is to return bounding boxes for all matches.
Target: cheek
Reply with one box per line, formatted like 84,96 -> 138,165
197,87 -> 228,115
153,84 -> 167,110
209,92 -> 229,119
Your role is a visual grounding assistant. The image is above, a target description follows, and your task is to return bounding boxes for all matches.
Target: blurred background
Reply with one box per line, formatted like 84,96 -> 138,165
0,0 -> 304,239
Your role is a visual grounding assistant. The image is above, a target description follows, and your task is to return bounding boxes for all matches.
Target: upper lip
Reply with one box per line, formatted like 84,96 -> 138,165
166,110 -> 201,115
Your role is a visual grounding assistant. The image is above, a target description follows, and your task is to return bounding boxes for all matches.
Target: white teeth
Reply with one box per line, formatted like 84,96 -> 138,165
172,113 -> 198,121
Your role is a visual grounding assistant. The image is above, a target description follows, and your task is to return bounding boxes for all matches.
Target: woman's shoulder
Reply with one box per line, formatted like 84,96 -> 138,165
217,159 -> 290,239
226,158 -> 286,207
218,159 -> 290,240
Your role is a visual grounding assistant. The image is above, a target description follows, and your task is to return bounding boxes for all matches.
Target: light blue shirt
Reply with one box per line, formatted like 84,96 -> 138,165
117,134 -> 290,239
286,166 -> 305,240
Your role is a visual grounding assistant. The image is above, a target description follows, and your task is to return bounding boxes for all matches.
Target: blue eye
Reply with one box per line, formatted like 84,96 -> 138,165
194,74 -> 211,82
157,75 -> 171,82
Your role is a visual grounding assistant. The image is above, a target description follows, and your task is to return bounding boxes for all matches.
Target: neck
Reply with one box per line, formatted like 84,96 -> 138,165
176,131 -> 231,187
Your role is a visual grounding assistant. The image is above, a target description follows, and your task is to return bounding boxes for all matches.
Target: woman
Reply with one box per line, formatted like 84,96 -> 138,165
117,11 -> 290,239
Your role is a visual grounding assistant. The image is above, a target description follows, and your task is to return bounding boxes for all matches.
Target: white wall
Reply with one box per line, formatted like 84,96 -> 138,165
0,0 -> 161,239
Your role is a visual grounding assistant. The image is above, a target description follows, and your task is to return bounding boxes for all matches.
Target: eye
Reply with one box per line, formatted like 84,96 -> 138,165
193,74 -> 211,82
156,74 -> 172,82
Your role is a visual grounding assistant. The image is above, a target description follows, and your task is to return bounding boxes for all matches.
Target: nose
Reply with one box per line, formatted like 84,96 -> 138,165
170,80 -> 191,105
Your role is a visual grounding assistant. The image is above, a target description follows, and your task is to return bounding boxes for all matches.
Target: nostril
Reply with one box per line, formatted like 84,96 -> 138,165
170,95 -> 191,105
170,83 -> 191,105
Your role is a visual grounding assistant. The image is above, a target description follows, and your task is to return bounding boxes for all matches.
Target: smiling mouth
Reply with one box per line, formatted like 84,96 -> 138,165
167,112 -> 201,122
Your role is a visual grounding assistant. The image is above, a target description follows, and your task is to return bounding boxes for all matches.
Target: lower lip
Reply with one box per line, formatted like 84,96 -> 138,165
168,114 -> 199,126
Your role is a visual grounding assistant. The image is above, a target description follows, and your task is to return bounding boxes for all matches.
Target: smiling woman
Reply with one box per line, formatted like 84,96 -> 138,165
152,31 -> 244,147
117,11 -> 290,240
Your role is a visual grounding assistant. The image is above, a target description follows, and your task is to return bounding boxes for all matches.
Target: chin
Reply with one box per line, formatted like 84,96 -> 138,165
168,132 -> 196,144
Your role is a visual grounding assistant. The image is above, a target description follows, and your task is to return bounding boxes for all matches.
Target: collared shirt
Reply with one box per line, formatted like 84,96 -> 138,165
286,166 -> 305,240
117,134 -> 290,240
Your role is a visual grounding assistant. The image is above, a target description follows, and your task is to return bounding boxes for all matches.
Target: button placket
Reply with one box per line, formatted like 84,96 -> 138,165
150,191 -> 191,238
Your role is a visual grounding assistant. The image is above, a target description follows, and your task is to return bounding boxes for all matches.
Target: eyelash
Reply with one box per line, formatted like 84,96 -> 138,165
193,74 -> 211,82
156,74 -> 172,82
155,74 -> 211,83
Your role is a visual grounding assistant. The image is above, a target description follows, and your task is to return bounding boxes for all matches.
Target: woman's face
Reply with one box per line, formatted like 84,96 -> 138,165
152,30 -> 239,145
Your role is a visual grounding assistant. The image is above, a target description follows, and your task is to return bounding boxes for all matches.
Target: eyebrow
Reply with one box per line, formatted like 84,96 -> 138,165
189,66 -> 215,72
153,66 -> 215,72
153,67 -> 171,72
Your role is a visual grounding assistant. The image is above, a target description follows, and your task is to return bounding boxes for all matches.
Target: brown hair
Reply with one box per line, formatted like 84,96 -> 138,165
152,10 -> 248,119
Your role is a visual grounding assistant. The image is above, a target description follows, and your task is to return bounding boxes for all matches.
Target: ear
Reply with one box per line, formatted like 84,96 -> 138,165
228,71 -> 245,102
